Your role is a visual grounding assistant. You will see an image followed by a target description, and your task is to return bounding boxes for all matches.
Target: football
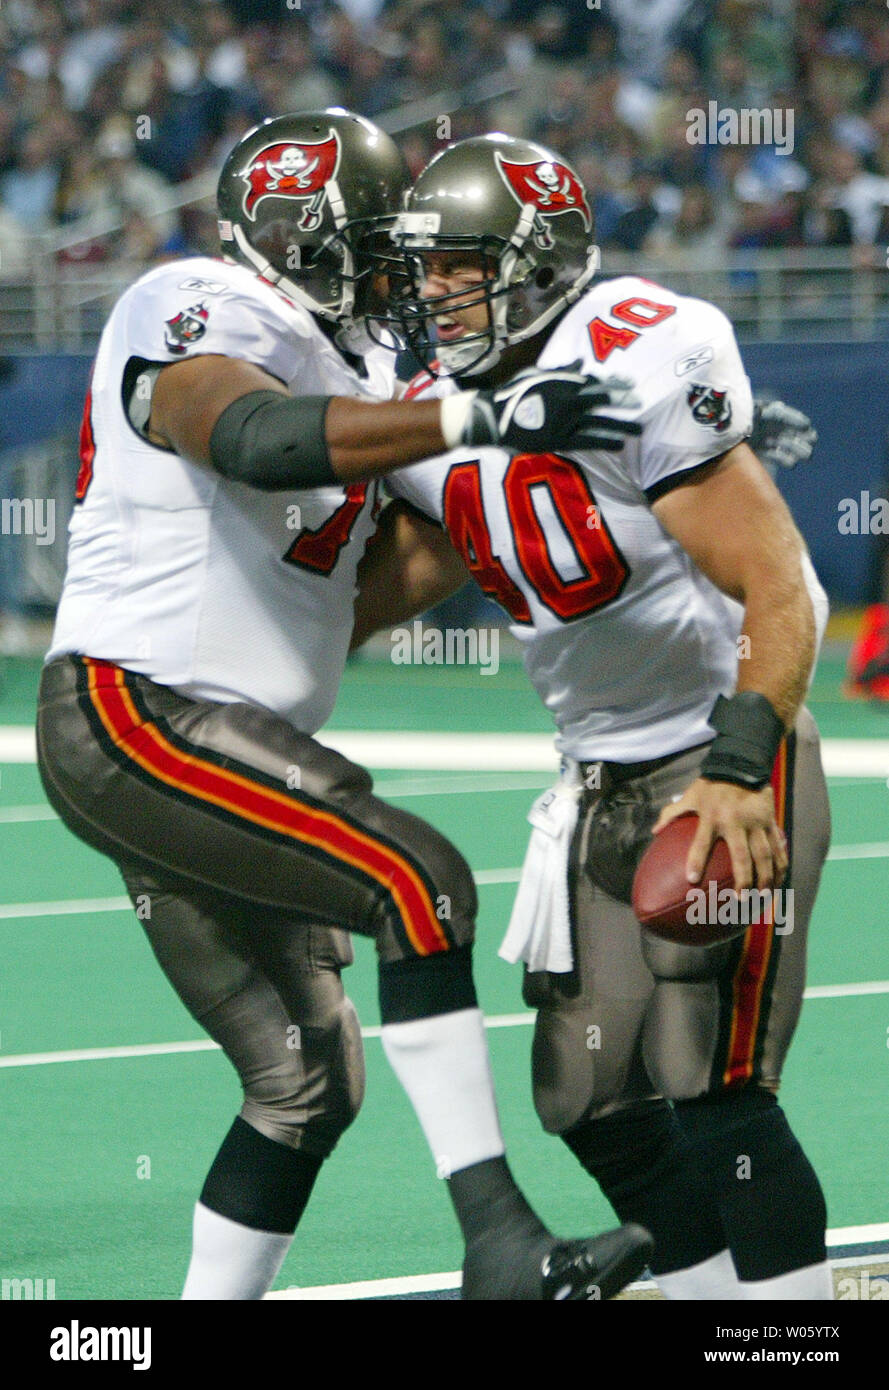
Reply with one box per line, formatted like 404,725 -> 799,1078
632,813 -> 748,946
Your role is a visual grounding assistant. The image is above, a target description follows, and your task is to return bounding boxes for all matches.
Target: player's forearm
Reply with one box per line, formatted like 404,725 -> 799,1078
734,569 -> 815,729
153,354 -> 639,491
326,398 -> 448,480
149,357 -> 454,488
350,502 -> 469,649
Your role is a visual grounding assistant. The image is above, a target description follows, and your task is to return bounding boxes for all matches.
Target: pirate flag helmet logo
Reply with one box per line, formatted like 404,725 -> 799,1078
238,133 -> 341,230
495,153 -> 592,249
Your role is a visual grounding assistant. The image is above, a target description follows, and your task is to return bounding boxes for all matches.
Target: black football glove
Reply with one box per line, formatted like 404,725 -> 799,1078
750,396 -> 817,471
457,361 -> 642,454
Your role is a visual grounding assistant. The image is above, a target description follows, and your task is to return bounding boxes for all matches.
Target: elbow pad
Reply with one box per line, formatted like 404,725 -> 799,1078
208,390 -> 335,490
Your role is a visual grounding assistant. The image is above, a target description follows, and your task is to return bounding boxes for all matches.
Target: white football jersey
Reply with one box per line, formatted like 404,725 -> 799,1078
389,276 -> 812,762
48,256 -> 395,733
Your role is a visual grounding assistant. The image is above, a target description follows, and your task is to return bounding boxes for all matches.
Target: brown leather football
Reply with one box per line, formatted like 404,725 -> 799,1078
632,813 -> 748,946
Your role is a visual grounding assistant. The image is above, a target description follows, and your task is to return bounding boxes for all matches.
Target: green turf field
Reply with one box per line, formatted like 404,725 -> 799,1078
1,648 -> 887,1300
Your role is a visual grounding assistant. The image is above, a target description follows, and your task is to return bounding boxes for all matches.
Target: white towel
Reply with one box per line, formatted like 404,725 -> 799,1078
498,760 -> 583,974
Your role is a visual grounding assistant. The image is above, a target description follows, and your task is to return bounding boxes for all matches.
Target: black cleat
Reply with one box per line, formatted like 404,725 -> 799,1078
540,1224 -> 654,1301
461,1221 -> 653,1300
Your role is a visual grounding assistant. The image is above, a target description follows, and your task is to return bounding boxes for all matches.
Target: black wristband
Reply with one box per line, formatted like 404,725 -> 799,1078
699,692 -> 785,790
209,390 -> 334,490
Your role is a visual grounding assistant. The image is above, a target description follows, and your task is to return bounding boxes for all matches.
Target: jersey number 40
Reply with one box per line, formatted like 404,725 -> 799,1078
443,455 -> 629,624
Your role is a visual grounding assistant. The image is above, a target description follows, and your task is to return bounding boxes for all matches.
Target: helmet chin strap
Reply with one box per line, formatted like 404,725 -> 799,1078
438,333 -> 503,377
334,316 -> 377,355
231,223 -> 356,325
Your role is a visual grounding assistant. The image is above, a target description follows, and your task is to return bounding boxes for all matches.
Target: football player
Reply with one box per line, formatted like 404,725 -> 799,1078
354,133 -> 833,1300
35,111 -> 652,1300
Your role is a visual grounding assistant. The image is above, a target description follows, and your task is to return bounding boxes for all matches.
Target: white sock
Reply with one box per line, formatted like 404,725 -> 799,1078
736,1260 -> 834,1300
657,1248 -> 744,1299
181,1202 -> 293,1300
381,1007 -> 505,1176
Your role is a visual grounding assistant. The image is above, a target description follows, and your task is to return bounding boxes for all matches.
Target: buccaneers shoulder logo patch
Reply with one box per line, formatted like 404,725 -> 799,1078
687,383 -> 732,433
237,132 -> 341,230
163,302 -> 209,355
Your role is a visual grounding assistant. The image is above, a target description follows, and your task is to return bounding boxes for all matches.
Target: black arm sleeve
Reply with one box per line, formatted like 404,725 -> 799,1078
208,390 -> 336,490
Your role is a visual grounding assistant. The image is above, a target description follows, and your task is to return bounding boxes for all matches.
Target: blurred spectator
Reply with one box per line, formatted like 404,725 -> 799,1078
608,162 -> 675,253
1,124 -> 60,227
90,122 -> 176,245
645,183 -> 730,268
607,0 -> 694,88
825,143 -> 889,244
346,45 -> 400,118
800,179 -> 854,248
57,0 -> 124,110
0,205 -> 30,277
702,0 -> 792,97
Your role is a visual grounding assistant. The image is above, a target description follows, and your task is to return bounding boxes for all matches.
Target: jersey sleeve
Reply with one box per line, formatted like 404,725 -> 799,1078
538,286 -> 754,501
630,306 -> 754,500
120,263 -> 314,386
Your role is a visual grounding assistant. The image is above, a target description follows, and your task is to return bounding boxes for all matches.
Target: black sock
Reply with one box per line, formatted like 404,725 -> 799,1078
200,1116 -> 323,1234
448,1157 -> 552,1299
378,943 -> 477,1024
446,1155 -> 543,1244
674,1089 -> 827,1281
563,1100 -> 726,1274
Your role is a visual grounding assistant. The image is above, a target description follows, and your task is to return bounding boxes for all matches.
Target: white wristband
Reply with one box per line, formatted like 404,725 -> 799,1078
439,391 -> 478,450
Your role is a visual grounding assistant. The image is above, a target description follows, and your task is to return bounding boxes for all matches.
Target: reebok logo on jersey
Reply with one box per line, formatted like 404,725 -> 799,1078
687,383 -> 732,432
239,132 -> 340,228
164,302 -> 209,355
674,344 -> 714,377
178,276 -> 226,294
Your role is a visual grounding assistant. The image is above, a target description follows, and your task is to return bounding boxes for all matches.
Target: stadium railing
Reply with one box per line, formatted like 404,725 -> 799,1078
2,245 -> 887,354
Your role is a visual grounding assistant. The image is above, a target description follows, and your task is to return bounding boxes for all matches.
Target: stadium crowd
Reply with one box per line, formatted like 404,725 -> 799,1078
0,0 -> 888,271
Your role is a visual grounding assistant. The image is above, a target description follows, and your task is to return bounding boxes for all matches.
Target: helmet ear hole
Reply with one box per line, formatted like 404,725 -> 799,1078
535,266 -> 555,289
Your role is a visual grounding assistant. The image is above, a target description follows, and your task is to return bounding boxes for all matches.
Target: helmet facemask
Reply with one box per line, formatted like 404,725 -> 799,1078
384,207 -> 599,377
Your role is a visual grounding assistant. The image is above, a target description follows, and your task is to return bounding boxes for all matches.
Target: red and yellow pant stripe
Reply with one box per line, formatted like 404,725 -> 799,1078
82,658 -> 450,957
721,740 -> 789,1088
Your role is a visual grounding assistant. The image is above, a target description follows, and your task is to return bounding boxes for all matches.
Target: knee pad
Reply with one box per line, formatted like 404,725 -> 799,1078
241,994 -> 365,1157
529,1001 -> 654,1134
377,942 -> 478,1024
369,835 -> 477,966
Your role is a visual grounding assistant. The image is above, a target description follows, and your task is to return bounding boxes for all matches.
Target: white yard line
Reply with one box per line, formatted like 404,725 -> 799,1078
266,1228 -> 889,1299
1,987 -> 887,1072
6,728 -> 889,774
